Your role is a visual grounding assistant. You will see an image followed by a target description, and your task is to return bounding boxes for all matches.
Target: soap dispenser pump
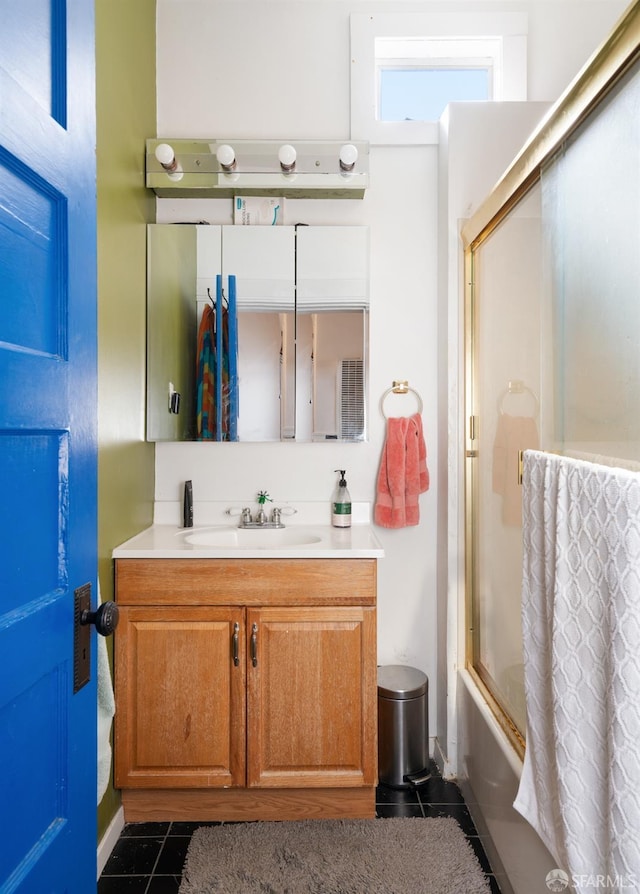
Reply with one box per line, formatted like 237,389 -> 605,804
332,469 -> 352,528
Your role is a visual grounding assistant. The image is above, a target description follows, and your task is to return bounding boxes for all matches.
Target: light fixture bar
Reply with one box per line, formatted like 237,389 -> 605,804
146,139 -> 369,198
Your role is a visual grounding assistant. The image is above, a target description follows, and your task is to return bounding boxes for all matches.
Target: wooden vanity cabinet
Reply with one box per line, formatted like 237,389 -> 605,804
246,605 -> 376,789
114,558 -> 377,821
114,606 -> 246,789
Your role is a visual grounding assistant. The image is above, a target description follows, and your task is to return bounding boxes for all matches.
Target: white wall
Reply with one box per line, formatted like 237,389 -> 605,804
154,0 -> 628,763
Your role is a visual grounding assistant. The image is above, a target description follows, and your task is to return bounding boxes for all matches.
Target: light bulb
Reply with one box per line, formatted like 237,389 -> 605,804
155,142 -> 177,172
278,144 -> 296,172
339,143 -> 358,172
216,144 -> 237,171
154,142 -> 183,180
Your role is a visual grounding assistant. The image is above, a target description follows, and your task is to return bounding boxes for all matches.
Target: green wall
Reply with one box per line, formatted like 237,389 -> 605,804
95,0 -> 157,839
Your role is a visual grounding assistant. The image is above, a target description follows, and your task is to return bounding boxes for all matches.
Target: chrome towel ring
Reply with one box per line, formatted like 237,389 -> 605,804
380,380 -> 424,419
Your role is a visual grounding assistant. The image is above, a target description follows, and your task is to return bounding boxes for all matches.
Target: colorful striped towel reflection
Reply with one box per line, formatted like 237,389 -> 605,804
196,304 -> 216,439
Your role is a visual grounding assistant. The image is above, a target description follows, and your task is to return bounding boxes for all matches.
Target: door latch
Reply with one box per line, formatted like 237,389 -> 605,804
73,583 -> 119,693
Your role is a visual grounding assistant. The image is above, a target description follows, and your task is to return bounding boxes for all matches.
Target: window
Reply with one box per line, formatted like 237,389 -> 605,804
379,68 -> 491,122
351,14 -> 528,145
377,37 -> 496,122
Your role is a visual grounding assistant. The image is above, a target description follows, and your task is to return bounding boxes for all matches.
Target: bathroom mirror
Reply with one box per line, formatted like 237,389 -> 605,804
146,223 -> 369,442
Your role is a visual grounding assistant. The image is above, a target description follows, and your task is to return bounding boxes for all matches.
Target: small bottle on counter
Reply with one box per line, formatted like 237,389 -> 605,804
331,469 -> 352,528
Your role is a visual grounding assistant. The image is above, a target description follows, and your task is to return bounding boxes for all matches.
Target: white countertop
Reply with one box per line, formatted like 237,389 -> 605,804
112,523 -> 385,560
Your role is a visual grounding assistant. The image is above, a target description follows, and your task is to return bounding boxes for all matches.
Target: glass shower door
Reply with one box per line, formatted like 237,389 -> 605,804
463,13 -> 640,754
466,183 -> 544,739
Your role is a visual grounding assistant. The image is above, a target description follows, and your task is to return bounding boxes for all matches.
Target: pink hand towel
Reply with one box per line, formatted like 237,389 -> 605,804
405,413 -> 429,526
410,413 -> 429,493
374,414 -> 430,528
374,417 -> 408,528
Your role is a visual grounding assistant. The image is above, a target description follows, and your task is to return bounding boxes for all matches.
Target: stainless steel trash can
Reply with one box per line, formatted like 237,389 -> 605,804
377,665 -> 429,788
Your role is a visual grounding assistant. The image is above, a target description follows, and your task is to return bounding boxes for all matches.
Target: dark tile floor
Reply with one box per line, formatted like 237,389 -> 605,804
99,764 -> 501,893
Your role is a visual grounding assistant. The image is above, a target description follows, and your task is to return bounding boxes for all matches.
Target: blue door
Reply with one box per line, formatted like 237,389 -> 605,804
0,2 -> 97,891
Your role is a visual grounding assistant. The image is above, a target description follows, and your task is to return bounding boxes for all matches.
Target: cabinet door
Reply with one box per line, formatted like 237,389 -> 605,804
295,226 -> 369,441
221,226 -> 294,311
246,606 -> 377,788
147,223 -> 199,441
114,606 -> 245,788
196,224 -> 222,302
222,226 -> 295,440
295,226 -> 369,311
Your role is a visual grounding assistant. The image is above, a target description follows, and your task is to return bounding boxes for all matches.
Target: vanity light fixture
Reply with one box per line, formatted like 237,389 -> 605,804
278,144 -> 297,173
146,139 -> 369,198
339,143 -> 358,172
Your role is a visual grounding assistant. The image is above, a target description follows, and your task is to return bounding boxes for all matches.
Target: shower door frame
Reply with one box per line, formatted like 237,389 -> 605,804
461,0 -> 640,752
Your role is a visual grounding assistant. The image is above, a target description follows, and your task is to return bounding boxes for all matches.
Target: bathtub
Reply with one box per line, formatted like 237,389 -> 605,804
456,668 -> 557,894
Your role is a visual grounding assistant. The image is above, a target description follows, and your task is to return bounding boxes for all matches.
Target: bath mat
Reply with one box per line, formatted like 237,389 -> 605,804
178,817 -> 490,894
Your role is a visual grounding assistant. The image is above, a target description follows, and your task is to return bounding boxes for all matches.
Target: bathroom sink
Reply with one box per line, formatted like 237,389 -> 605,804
184,527 -> 323,549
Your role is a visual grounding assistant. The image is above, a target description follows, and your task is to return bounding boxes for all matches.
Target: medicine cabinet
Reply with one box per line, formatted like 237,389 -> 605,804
146,224 -> 369,442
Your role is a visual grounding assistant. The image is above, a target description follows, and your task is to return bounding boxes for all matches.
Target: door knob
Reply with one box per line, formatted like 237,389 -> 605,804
80,601 -> 119,637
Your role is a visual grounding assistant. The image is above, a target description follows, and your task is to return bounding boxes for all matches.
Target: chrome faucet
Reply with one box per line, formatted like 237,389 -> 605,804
238,505 -> 285,529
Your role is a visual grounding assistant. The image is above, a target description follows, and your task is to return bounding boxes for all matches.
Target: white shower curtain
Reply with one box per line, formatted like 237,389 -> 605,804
514,450 -> 640,881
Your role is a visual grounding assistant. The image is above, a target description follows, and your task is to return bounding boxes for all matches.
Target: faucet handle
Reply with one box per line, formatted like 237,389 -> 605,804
240,507 -> 252,526
270,507 -> 282,526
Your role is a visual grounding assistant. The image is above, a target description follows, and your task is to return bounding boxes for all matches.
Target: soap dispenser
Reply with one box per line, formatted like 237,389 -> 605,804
332,469 -> 352,528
